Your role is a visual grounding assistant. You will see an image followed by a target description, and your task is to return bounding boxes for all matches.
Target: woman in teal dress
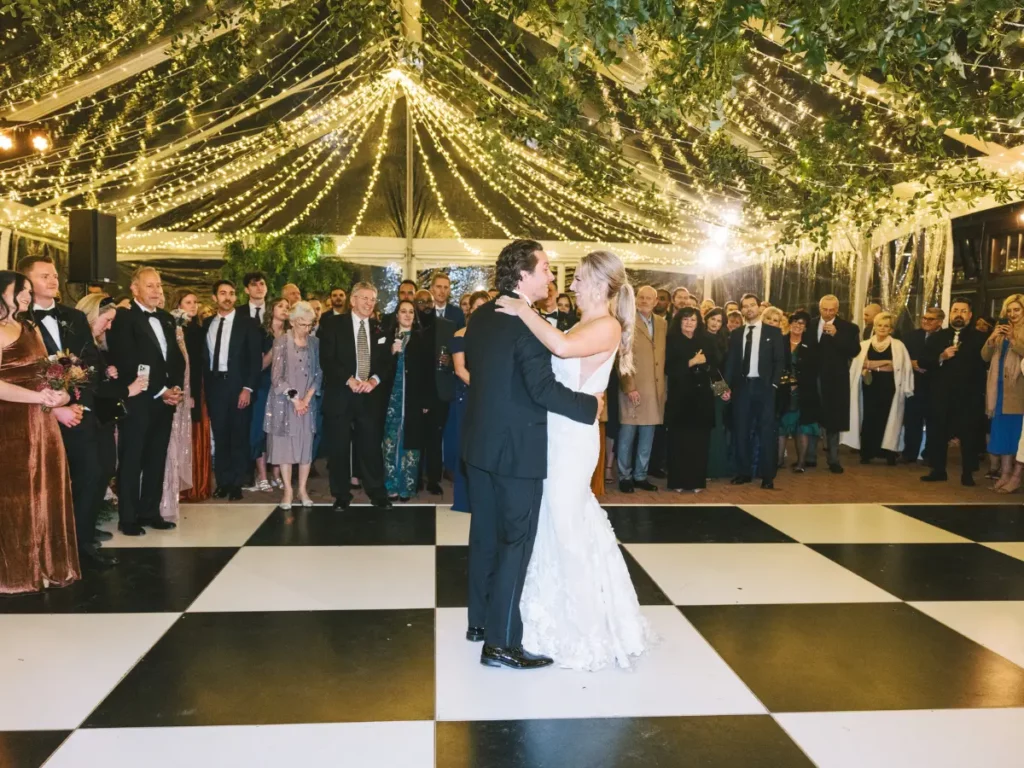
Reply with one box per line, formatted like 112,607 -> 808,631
703,308 -> 734,478
777,311 -> 820,472
383,300 -> 431,501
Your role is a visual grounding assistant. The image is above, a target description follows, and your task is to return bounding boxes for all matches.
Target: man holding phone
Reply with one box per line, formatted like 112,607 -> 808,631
106,266 -> 186,536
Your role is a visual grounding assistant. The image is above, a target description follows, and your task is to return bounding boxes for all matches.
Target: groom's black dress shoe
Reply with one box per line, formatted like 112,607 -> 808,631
618,479 -> 635,494
213,487 -> 229,499
228,486 -> 244,501
760,479 -> 775,490
480,644 -> 553,670
466,626 -> 485,642
80,544 -> 118,569
634,479 -> 658,492
333,498 -> 350,512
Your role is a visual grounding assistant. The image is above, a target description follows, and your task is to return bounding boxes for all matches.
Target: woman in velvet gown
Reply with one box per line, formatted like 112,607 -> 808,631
0,271 -> 80,595
179,293 -> 212,502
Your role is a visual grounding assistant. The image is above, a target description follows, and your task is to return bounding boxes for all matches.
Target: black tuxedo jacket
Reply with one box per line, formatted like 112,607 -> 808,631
461,295 -> 598,479
201,312 -> 262,394
921,325 -> 987,407
318,311 -> 394,414
106,303 -> 186,408
903,328 -> 933,396
29,303 -> 100,410
421,312 -> 457,404
724,322 -> 785,389
806,315 -> 861,431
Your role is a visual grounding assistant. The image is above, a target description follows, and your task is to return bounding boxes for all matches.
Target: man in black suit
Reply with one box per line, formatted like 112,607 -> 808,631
920,299 -> 987,485
20,256 -> 117,567
203,279 -> 262,500
805,294 -> 862,473
414,288 -> 456,495
319,281 -> 394,511
725,292 -> 785,489
106,266 -> 185,536
239,271 -> 269,325
901,307 -> 944,463
428,271 -> 465,329
463,240 -> 602,670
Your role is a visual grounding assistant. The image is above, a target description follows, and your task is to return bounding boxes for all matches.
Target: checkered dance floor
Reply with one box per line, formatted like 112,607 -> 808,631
4,502 -> 1024,767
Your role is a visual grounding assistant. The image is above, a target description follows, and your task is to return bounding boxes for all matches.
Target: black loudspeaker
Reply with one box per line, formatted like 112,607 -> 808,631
68,209 -> 117,283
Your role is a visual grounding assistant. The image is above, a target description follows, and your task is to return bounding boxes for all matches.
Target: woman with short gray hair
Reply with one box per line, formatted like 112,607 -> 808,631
264,301 -> 322,509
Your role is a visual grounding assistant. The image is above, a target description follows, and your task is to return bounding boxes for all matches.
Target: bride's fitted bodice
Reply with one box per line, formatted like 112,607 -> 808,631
551,351 -> 616,397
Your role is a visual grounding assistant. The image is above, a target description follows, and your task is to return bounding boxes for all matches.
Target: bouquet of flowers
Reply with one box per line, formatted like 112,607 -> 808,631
36,350 -> 95,411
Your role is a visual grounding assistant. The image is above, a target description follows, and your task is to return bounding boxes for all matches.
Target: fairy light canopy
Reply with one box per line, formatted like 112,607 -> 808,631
0,0 -> 1021,276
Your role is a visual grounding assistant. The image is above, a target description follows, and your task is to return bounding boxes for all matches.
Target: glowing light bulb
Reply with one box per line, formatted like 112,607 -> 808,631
30,133 -> 50,152
0,133 -> 12,151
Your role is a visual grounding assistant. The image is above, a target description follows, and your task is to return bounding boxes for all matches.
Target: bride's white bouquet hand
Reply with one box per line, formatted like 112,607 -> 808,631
495,295 -> 530,316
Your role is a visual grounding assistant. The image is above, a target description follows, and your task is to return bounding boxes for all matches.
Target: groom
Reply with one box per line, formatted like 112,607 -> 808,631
463,239 -> 602,670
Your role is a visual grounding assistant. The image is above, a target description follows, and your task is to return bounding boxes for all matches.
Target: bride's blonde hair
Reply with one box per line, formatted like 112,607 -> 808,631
577,250 -> 635,375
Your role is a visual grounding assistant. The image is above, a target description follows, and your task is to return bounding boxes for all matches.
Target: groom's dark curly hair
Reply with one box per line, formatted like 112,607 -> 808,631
495,239 -> 542,294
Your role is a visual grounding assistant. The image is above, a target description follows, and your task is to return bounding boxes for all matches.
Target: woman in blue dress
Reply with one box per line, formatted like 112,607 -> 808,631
384,300 -> 431,501
982,295 -> 1024,492
447,290 -> 492,512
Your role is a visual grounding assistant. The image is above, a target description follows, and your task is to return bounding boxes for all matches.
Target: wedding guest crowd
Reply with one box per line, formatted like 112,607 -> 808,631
3,247 -> 1011,597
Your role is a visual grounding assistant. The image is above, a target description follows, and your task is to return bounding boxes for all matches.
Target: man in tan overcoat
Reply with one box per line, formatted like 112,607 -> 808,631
617,285 -> 667,492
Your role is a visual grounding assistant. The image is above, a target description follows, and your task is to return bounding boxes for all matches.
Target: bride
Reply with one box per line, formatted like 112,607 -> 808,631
496,250 -> 654,671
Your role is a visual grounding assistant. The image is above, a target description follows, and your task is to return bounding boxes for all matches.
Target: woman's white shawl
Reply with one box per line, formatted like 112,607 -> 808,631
840,337 -> 915,452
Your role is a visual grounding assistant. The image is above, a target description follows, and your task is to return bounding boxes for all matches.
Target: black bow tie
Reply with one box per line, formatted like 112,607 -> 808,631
34,307 -> 58,321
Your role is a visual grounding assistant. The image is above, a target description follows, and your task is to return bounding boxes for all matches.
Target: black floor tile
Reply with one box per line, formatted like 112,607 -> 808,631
437,545 -> 469,608
246,505 -> 436,546
809,543 -> 1024,601
436,716 -> 815,768
82,609 -> 434,727
682,602 -> 1024,712
0,548 -> 237,613
605,505 -> 794,544
887,503 -> 1024,542
0,731 -> 70,768
436,545 -> 672,608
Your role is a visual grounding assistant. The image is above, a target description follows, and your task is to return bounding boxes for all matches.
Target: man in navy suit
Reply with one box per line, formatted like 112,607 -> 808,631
725,293 -> 785,489
428,271 -> 465,330
203,279 -> 262,500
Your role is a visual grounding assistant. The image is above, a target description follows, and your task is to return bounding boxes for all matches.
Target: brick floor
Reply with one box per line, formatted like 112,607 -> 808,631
207,447 -> 1014,508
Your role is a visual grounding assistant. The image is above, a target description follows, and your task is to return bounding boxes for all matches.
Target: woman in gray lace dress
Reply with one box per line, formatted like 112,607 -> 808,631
264,301 -> 322,509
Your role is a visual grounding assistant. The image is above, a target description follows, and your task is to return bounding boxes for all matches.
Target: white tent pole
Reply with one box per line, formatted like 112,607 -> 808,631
762,256 -> 771,303
556,265 -> 565,293
702,272 -> 713,302
852,230 -> 872,329
939,219 -> 954,327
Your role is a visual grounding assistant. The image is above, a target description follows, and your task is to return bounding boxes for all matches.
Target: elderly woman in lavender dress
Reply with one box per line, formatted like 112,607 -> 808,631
264,301 -> 322,510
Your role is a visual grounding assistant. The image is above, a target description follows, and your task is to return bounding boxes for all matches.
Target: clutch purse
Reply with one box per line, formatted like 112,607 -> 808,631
710,368 -> 731,398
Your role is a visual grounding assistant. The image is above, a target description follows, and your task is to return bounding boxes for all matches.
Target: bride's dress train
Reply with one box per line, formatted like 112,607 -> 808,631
521,351 -> 654,671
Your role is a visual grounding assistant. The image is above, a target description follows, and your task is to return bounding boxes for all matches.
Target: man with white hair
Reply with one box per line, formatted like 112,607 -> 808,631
617,285 -> 667,492
807,294 -> 861,473
319,281 -> 393,511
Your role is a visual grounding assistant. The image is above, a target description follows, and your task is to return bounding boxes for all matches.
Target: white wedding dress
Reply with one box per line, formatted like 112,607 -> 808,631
520,349 -> 655,671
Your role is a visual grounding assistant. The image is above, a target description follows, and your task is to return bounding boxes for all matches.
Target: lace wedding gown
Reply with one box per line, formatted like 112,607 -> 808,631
521,350 -> 654,671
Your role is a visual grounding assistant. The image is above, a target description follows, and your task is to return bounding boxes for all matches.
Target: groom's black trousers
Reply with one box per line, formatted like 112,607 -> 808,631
466,464 -> 544,648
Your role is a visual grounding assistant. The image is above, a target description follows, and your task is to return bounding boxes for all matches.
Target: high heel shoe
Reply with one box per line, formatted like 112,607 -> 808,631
300,496 -> 314,508
997,476 -> 1021,494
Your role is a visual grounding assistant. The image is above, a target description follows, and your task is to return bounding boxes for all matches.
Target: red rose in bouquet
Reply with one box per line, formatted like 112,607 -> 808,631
36,350 -> 95,411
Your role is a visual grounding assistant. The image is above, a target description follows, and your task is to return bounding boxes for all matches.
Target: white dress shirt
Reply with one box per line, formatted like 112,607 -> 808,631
135,300 -> 169,398
743,319 -> 763,377
247,301 -> 265,324
32,300 -> 62,350
640,311 -> 654,338
207,309 -> 237,373
351,312 -> 380,385
434,303 -> 446,319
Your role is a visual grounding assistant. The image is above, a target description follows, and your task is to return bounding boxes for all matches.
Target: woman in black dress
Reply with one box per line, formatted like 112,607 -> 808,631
665,307 -> 728,492
860,311 -> 898,464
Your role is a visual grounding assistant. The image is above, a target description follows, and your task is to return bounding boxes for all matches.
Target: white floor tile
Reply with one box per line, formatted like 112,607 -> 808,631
98,505 -> 276,547
436,506 -> 471,546
45,722 -> 434,768
435,605 -> 764,721
910,601 -> 1024,668
985,542 -> 1024,563
187,546 -> 436,612
740,504 -> 969,543
0,613 -> 179,730
776,709 -> 1024,768
625,543 -> 899,605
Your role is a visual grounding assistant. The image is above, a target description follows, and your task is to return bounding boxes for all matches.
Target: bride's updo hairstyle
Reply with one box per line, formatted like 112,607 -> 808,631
578,250 -> 635,376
